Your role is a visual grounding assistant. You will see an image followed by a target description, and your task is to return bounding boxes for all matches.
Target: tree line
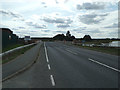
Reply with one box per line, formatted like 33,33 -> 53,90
53,31 -> 92,41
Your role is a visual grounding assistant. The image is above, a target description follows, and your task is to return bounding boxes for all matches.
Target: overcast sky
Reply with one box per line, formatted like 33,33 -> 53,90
0,0 -> 119,38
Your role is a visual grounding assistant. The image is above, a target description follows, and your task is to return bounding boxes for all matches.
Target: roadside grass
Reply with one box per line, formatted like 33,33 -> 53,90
76,45 -> 120,56
81,40 -> 113,45
2,44 -> 24,53
2,44 -> 35,64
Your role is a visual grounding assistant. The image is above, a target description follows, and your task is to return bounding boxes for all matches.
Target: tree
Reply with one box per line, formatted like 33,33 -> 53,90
53,31 -> 76,41
71,35 -> 75,40
83,35 -> 92,41
53,34 -> 65,41
66,31 -> 71,37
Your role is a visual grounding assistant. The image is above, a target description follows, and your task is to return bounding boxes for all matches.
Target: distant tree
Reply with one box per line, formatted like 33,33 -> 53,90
66,31 -> 71,37
53,34 -> 65,41
71,35 -> 75,40
83,35 -> 92,41
106,38 -> 110,40
53,31 -> 75,41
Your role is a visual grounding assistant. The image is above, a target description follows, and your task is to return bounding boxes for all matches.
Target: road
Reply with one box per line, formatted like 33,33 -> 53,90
3,42 -> 119,88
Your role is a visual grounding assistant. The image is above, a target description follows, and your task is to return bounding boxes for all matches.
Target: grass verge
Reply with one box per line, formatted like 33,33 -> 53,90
2,44 -> 24,53
75,44 -> 120,56
2,44 -> 35,64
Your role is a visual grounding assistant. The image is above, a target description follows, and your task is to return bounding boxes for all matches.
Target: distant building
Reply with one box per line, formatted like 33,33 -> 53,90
0,28 -> 18,49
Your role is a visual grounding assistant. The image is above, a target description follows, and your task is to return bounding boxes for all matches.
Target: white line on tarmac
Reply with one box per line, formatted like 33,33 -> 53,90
88,58 -> 120,73
50,75 -> 56,86
44,42 -> 56,86
66,49 -> 78,55
44,42 -> 49,63
48,64 -> 51,70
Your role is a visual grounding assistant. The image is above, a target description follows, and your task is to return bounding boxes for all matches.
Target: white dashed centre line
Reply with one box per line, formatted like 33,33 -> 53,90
48,64 -> 51,70
50,75 -> 56,86
44,42 -> 49,63
88,58 -> 120,72
44,42 -> 56,86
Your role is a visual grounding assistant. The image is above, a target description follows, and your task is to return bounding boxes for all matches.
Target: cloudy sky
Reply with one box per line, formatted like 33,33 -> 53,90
0,0 -> 119,38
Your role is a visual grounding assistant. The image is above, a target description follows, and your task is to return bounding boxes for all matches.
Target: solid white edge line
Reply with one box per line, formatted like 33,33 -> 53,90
50,75 -> 55,86
44,42 -> 49,63
66,49 -> 77,55
48,64 -> 51,70
88,58 -> 120,73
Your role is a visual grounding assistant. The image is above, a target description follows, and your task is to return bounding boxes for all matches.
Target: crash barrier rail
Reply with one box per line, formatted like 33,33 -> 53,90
0,43 -> 37,58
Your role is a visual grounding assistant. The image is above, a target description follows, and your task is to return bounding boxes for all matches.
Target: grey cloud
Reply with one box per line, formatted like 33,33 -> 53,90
77,2 -> 105,10
118,1 -> 120,10
26,21 -> 33,26
79,13 -> 108,24
108,31 -> 118,37
41,30 -> 50,32
55,31 -> 66,33
55,0 -> 59,4
26,21 -> 47,29
0,9 -> 22,18
35,24 -> 46,28
42,16 -> 73,24
104,23 -> 119,28
57,24 -> 70,28
72,27 -> 101,34
86,29 -> 101,33
72,27 -> 87,31
64,0 -> 69,3
12,28 -> 18,30
41,2 -> 46,4
18,27 -> 25,29
44,6 -> 47,8
77,5 -> 83,10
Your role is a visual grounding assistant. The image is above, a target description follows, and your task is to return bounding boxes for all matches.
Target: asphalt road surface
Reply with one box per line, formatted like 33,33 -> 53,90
3,42 -> 119,88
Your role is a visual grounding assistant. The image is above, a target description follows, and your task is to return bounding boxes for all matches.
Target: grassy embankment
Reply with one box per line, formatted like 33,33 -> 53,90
2,44 -> 24,53
77,45 -> 119,56
2,44 -> 35,64
73,40 -> 119,56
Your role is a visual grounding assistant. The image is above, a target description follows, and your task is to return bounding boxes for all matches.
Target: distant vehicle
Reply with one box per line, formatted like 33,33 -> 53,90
24,36 -> 31,44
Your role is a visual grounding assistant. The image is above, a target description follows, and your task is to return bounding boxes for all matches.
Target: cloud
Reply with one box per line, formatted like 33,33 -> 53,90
18,27 -> 25,29
72,27 -> 87,31
55,0 -> 59,4
118,1 -> 120,10
44,6 -> 47,8
41,29 -> 50,32
104,23 -> 119,28
56,24 -> 70,28
41,2 -> 46,4
0,9 -> 22,18
42,16 -> 73,24
77,2 -> 105,10
26,21 -> 47,29
79,13 -> 108,24
72,27 -> 101,34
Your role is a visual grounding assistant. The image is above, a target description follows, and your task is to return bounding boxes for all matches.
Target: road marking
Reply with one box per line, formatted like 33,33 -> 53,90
66,49 -> 78,55
50,75 -> 55,86
48,64 -> 51,70
44,42 -> 49,63
88,58 -> 120,73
